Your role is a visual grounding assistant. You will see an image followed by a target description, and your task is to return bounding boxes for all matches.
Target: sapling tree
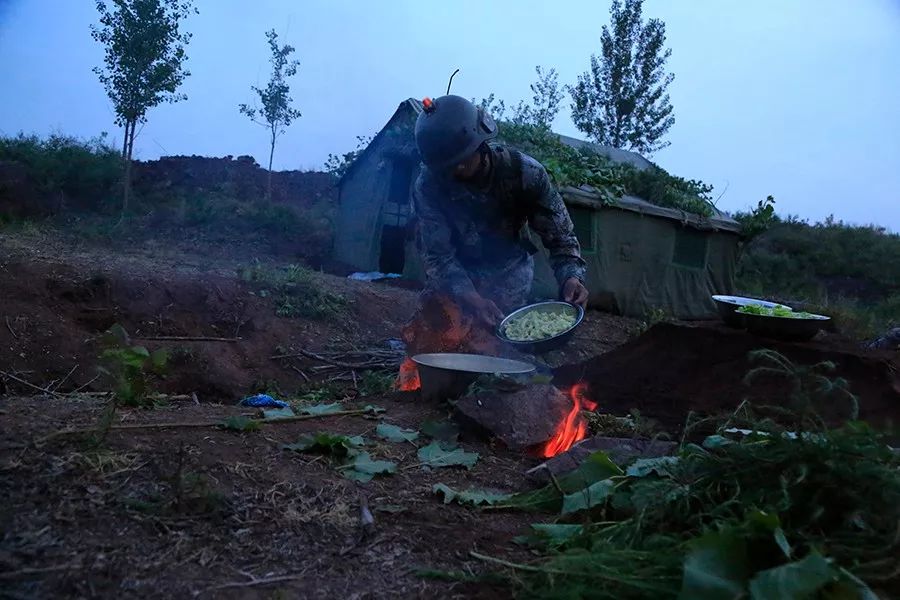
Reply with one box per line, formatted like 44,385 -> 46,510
570,0 -> 675,154
91,0 -> 196,220
239,29 -> 302,201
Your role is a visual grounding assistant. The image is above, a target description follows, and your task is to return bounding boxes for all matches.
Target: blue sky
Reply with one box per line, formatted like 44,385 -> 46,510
1,0 -> 898,230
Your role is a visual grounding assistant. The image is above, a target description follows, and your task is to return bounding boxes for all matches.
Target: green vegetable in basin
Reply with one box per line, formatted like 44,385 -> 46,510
738,304 -> 816,319
502,311 -> 577,341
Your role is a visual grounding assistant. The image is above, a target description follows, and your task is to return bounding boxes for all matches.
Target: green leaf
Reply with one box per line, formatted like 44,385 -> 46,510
679,531 -> 750,600
297,402 -> 343,416
102,323 -> 130,347
262,407 -> 295,419
376,423 -> 419,443
121,347 -> 150,368
220,416 -> 261,432
529,523 -> 584,544
746,510 -> 792,559
828,568 -> 881,600
493,451 -> 622,512
626,456 -> 679,478
773,529 -> 792,560
749,552 -> 838,600
343,451 -> 396,482
432,483 -> 509,506
417,442 -> 479,469
702,434 -> 734,449
420,419 -> 460,443
283,432 -> 363,457
150,348 -> 168,370
561,479 -> 616,514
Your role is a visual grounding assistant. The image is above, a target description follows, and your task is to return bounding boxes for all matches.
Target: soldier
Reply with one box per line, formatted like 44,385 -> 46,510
396,95 -> 589,390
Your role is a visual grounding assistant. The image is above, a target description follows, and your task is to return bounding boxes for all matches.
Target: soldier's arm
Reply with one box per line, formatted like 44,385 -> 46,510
521,157 -> 587,286
413,174 -> 478,297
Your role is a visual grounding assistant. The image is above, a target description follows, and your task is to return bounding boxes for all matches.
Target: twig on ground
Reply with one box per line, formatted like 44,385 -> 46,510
0,564 -> 82,580
270,349 -> 401,370
5,316 -> 18,339
50,364 -> 79,392
291,366 -> 310,382
72,374 -> 101,393
38,408 -> 377,444
195,570 -> 309,595
547,469 -> 565,497
134,335 -> 241,343
0,371 -> 62,398
470,551 -> 559,574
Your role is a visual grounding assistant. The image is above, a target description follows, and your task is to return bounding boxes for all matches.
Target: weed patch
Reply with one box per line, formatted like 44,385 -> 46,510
475,353 -> 898,599
239,261 -> 347,319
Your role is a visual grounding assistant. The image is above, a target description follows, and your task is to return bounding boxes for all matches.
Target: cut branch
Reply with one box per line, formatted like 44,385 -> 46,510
38,408 -> 376,444
134,335 -> 241,343
0,371 -> 62,397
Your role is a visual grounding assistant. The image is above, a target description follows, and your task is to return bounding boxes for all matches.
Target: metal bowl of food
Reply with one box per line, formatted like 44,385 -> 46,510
738,305 -> 831,342
496,301 -> 585,354
712,295 -> 791,328
412,353 -> 535,401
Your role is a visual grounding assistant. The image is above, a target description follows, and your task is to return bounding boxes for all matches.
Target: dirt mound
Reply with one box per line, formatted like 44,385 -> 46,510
0,253 -> 418,401
554,322 -> 900,431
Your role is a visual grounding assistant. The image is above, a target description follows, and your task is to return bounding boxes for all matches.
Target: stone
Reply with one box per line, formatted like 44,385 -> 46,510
454,384 -> 573,450
526,435 -> 677,483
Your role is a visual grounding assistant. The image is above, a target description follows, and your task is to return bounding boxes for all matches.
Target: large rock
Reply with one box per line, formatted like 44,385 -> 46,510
454,384 -> 574,450
526,436 -> 677,483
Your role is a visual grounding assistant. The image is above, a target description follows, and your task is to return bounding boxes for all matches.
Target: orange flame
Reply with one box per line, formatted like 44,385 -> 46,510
396,357 -> 421,391
540,383 -> 596,458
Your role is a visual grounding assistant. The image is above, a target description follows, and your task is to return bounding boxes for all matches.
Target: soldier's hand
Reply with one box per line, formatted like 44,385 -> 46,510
460,291 -> 505,327
562,278 -> 589,309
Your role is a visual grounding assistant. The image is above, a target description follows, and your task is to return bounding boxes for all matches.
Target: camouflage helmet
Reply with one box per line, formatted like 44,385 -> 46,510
414,95 -> 498,170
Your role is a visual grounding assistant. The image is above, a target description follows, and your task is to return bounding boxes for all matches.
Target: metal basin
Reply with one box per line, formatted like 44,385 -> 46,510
496,301 -> 585,354
412,353 -> 535,401
742,311 -> 831,342
712,295 -> 790,328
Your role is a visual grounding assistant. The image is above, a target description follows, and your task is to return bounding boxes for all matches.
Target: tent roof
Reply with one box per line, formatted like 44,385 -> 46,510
338,98 -> 422,184
341,98 -> 742,234
562,185 -> 742,234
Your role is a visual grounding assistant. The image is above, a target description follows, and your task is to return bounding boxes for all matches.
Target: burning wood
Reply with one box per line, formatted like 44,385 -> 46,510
539,383 -> 597,458
393,291 -> 514,393
396,357 -> 421,391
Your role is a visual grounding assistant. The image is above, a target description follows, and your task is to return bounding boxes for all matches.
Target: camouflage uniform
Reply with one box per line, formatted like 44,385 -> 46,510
396,144 -> 586,385
413,143 -> 586,311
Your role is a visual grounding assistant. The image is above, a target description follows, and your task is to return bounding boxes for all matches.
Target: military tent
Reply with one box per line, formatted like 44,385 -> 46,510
332,98 -> 742,319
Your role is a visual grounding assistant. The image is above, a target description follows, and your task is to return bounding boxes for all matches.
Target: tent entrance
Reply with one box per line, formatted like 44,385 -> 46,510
378,158 -> 414,275
379,225 -> 406,274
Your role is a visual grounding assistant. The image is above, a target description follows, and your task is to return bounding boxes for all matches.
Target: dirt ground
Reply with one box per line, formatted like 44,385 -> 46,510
556,322 -> 900,434
0,229 -> 635,598
1,393 -> 541,599
0,228 -> 636,400
3,227 -> 897,598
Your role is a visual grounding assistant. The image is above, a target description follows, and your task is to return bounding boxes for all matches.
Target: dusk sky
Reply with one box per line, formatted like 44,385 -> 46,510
1,0 -> 898,230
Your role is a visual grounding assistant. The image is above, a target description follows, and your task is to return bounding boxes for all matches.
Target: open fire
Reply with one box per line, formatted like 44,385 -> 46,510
396,357 -> 421,391
540,382 -> 597,458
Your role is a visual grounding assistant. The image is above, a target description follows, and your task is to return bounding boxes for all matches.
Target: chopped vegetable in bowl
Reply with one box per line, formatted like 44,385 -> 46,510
737,304 -> 818,319
502,310 -> 577,341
